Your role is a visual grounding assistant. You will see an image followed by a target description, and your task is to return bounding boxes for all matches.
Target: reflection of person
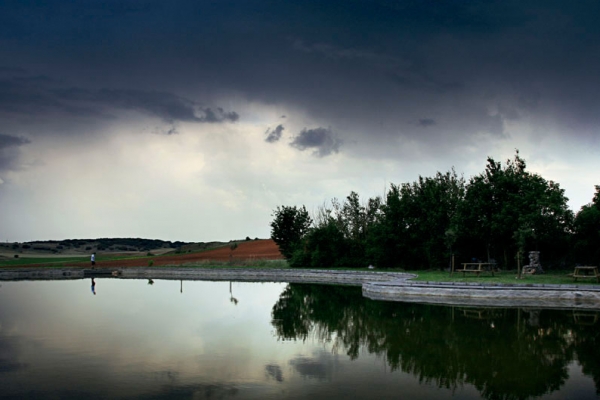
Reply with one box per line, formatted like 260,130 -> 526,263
91,278 -> 96,295
91,253 -> 96,268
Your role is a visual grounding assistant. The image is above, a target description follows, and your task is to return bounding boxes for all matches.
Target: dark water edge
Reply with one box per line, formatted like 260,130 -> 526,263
1,279 -> 599,399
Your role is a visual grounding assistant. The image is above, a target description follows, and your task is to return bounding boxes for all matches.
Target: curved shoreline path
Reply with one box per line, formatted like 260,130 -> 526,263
3,267 -> 600,310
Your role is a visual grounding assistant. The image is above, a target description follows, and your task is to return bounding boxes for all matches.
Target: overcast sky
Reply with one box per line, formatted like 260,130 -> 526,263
1,0 -> 599,242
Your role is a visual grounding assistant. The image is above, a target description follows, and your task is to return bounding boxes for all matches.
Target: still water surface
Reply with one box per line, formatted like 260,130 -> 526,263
1,279 -> 599,399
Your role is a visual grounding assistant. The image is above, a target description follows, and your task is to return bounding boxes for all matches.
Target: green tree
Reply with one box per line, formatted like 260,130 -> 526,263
270,205 -> 312,260
290,192 -> 382,268
290,220 -> 351,268
457,151 -> 572,269
573,185 -> 600,265
368,170 -> 465,269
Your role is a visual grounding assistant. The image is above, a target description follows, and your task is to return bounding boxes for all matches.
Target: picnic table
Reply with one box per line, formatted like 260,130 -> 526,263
452,262 -> 497,277
571,266 -> 599,283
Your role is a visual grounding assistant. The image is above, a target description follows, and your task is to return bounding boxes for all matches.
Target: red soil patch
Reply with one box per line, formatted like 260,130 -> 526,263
65,239 -> 284,268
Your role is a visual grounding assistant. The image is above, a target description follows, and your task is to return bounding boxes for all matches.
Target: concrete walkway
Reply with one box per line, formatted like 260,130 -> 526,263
3,267 -> 600,310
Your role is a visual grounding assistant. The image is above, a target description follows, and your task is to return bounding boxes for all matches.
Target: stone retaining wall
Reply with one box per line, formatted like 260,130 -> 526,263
0,268 -> 84,280
0,267 -> 408,285
119,267 -> 407,286
363,280 -> 600,310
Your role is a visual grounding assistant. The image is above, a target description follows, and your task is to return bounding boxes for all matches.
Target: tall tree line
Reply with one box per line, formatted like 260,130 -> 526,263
271,152 -> 597,270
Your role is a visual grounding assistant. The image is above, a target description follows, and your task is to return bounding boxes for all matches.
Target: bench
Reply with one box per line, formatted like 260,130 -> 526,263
570,266 -> 599,283
453,262 -> 497,277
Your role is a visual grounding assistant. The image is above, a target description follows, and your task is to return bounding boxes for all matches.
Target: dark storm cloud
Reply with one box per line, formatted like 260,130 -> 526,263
0,134 -> 29,148
1,0 -> 600,151
0,134 -> 30,171
265,124 -> 285,143
53,88 -> 239,124
419,118 -> 436,127
199,107 -> 239,123
486,114 -> 505,137
0,77 -> 65,114
0,66 -> 27,74
290,127 -> 341,157
0,71 -> 239,126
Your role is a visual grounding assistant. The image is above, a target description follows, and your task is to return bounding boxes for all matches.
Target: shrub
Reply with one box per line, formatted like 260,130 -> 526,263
270,205 -> 312,260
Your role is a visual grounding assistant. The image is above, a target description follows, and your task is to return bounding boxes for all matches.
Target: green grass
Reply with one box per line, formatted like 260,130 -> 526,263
411,269 -> 599,285
0,255 -> 290,269
160,259 -> 291,269
0,253 -> 155,267
0,256 -> 89,267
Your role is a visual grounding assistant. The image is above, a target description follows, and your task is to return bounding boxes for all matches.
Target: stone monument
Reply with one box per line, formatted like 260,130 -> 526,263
522,251 -> 544,274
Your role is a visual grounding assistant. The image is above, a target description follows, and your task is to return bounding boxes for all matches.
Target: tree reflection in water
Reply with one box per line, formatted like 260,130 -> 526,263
271,283 -> 600,400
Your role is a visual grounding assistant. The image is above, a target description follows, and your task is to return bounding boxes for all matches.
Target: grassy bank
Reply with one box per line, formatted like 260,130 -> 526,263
0,256 -> 89,267
0,254 -> 154,268
163,259 -> 290,269
3,255 -> 597,287
0,257 -> 291,270
411,269 -> 597,285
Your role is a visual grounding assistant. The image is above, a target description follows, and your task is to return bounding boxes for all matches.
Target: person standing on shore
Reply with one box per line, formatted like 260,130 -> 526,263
91,252 -> 96,268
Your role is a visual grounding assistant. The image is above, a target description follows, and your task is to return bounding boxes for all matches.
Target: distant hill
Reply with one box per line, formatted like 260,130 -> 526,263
0,237 -> 263,256
0,238 -> 191,255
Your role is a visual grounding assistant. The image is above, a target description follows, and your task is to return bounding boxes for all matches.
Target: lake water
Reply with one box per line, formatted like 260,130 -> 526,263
1,278 -> 599,399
